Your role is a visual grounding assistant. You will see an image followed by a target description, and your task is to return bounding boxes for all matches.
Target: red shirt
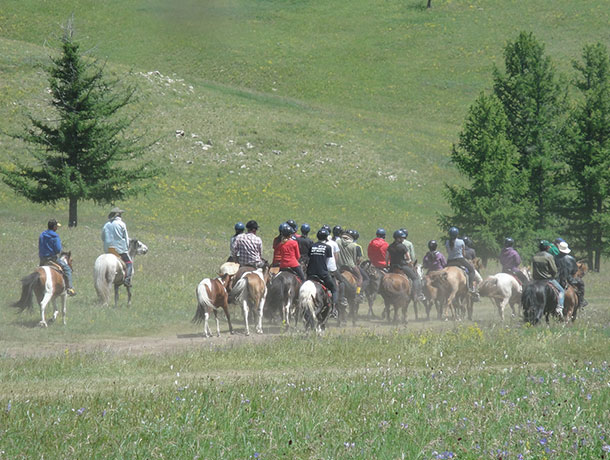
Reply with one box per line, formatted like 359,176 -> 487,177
368,237 -> 389,268
276,238 -> 301,268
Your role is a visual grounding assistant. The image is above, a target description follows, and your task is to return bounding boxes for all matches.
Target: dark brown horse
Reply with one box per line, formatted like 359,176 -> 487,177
379,272 -> 411,323
11,252 -> 73,327
192,273 -> 234,337
339,268 -> 359,325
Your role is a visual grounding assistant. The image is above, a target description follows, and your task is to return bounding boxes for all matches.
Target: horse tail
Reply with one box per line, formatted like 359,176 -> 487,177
93,256 -> 114,305
298,281 -> 318,328
522,282 -> 545,324
231,276 -> 248,304
193,279 -> 214,324
11,272 -> 40,311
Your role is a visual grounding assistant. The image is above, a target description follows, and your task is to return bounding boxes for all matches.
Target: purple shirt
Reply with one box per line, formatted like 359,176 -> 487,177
500,247 -> 521,271
423,250 -> 447,273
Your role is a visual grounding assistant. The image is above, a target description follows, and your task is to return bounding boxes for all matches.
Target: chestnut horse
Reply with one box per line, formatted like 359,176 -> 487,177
11,252 -> 73,327
379,272 -> 411,323
230,263 -> 270,335
192,273 -> 234,337
427,266 -> 472,320
339,269 -> 359,326
562,261 -> 588,323
423,272 -> 446,320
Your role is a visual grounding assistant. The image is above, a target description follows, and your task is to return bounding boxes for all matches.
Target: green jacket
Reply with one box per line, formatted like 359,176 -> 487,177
336,235 -> 359,268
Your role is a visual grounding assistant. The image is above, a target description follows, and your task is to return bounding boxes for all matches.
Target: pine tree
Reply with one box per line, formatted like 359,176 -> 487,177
492,32 -> 566,232
439,93 -> 535,262
563,43 -> 610,270
0,18 -> 159,227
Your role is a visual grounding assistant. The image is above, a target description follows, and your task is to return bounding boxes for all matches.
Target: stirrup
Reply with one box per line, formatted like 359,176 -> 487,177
555,306 -> 564,318
66,288 -> 76,297
124,279 -> 132,288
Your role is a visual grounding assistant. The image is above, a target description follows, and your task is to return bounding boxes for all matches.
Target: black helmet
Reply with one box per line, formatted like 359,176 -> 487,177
321,224 -> 331,233
300,223 -> 311,234
246,220 -> 258,230
400,228 -> 409,238
463,236 -> 473,247
234,221 -> 245,232
280,223 -> 293,237
376,228 -> 386,238
317,228 -> 330,241
332,225 -> 342,237
504,237 -> 514,247
393,229 -> 406,239
428,240 -> 438,251
278,222 -> 286,234
352,230 -> 360,241
449,226 -> 459,238
539,240 -> 550,252
287,219 -> 297,231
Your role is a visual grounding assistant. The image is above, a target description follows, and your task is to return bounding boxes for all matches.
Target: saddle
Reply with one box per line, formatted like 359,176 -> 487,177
546,281 -> 561,299
42,260 -> 64,275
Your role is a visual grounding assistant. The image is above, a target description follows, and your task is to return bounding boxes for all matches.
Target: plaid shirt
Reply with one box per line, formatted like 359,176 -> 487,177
234,232 -> 263,267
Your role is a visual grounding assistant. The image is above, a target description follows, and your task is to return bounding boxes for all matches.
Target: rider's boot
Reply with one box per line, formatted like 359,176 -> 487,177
555,304 -> 564,318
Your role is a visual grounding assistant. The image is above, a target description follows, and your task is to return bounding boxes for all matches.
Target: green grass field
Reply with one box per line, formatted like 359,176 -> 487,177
1,0 -> 609,458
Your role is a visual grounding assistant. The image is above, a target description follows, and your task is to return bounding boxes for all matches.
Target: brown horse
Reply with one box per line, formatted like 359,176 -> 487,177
427,266 -> 472,320
562,261 -> 588,323
192,273 -> 234,337
230,263 -> 270,335
11,252 -> 73,327
379,272 -> 411,323
423,272 -> 447,320
339,268 -> 359,326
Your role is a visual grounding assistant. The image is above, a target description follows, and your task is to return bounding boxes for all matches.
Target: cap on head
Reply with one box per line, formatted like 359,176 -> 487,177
463,236 -> 473,247
246,220 -> 259,230
400,228 -> 408,238
48,219 -> 61,229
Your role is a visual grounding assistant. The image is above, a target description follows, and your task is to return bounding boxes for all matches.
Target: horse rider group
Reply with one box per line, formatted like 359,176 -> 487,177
37,207 -> 134,296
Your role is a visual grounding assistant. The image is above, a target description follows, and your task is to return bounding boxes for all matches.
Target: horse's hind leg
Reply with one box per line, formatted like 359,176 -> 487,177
114,285 -> 120,308
223,304 -> 234,335
126,286 -> 132,307
39,292 -> 53,327
214,309 -> 221,337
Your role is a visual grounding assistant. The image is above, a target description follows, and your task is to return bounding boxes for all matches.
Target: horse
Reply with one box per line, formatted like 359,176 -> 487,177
230,263 -> 270,335
478,273 -> 522,321
93,239 -> 149,307
10,252 -> 73,327
522,280 -> 561,325
379,272 -> 412,323
296,279 -> 332,334
384,262 -> 424,321
338,267 -> 359,325
265,270 -> 302,328
561,261 -> 588,323
192,273 -> 234,337
360,260 -> 384,318
422,272 -> 446,320
427,266 -> 472,321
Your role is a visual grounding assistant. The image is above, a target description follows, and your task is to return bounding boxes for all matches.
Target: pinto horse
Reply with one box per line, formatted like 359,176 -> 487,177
296,279 -> 332,334
427,266 -> 472,321
379,272 -> 412,323
93,239 -> 148,307
192,273 -> 234,337
478,273 -> 522,321
265,271 -> 301,329
11,252 -> 73,327
230,263 -> 270,335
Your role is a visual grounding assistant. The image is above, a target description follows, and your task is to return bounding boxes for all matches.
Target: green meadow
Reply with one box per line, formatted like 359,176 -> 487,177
0,0 -> 609,458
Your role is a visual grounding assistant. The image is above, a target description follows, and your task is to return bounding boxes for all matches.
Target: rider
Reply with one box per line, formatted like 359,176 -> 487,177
322,225 -> 348,311
272,222 -> 286,266
400,228 -> 416,264
102,207 -> 133,287
555,240 -> 587,310
228,221 -> 245,262
332,225 -> 343,242
499,237 -> 529,285
367,228 -> 389,269
276,223 -> 305,281
287,219 -> 300,238
307,228 -> 338,316
445,226 -> 479,297
39,219 -> 76,296
233,220 -> 264,269
386,230 -> 424,300
350,229 -> 370,298
297,223 -> 314,265
422,240 -> 447,274
463,236 -> 476,262
336,229 -> 364,292
532,240 -> 564,317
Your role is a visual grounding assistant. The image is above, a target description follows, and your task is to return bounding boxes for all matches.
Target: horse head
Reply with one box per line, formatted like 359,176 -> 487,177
60,251 -> 73,268
576,260 -> 588,278
129,239 -> 149,257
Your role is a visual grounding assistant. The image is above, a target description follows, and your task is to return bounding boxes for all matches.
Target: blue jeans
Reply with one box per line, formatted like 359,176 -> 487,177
41,256 -> 73,289
549,279 -> 565,308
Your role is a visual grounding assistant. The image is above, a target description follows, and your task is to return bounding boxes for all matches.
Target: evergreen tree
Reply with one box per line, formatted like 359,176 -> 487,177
563,43 -> 610,270
493,32 -> 566,232
439,93 -> 535,262
0,18 -> 158,227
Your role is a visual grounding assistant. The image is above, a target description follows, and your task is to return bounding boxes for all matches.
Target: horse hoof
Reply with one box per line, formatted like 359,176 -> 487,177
39,321 -> 48,328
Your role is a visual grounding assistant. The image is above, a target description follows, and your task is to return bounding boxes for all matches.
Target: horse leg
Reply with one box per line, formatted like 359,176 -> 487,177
114,284 -> 120,308
256,292 -> 267,334
466,295 -> 474,321
203,310 -> 212,338
38,291 -> 53,327
51,297 -> 59,323
60,293 -> 67,325
412,297 -> 418,321
223,302 -> 234,335
214,309 -> 221,337
367,292 -> 377,318
126,285 -> 132,307
242,299 -> 250,336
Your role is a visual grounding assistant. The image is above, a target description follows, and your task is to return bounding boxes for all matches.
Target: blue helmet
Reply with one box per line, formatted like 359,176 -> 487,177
376,228 -> 386,238
449,226 -> 459,238
393,229 -> 406,239
301,223 -> 311,234
400,228 -> 409,238
317,228 -> 330,241
234,221 -> 245,231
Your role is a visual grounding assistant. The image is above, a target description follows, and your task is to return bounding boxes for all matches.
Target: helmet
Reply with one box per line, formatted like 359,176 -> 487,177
317,228 -> 330,241
300,223 -> 311,234
504,237 -> 514,247
321,224 -> 331,233
287,219 -> 297,231
234,221 -> 245,232
332,225 -> 342,237
554,237 -> 565,245
400,228 -> 409,238
246,220 -> 258,230
280,223 -> 293,237
463,236 -> 473,247
428,240 -> 438,251
376,228 -> 386,238
449,226 -> 459,238
539,240 -> 551,251
278,222 -> 286,234
393,229 -> 406,239
352,230 -> 360,241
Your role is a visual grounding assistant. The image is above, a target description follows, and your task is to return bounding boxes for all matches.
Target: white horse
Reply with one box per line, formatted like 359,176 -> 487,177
478,273 -> 523,320
93,239 -> 148,307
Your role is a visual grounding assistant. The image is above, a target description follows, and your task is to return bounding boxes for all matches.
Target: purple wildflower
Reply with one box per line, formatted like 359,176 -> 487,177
76,407 -> 86,416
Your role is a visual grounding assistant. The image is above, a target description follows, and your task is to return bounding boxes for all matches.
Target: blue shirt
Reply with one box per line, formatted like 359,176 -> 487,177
101,217 -> 130,254
39,229 -> 62,258
445,238 -> 465,260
